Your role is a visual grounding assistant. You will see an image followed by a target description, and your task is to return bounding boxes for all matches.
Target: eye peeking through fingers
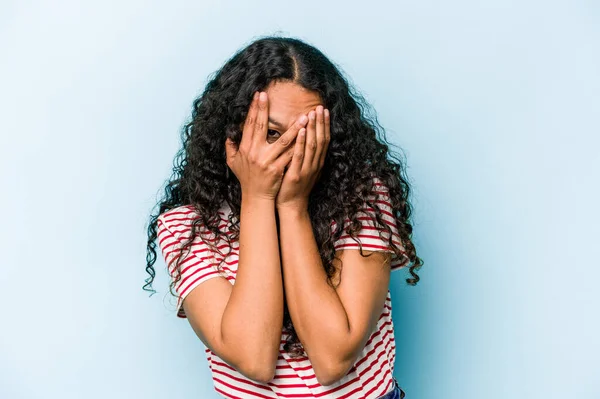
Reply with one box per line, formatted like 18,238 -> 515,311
267,129 -> 281,142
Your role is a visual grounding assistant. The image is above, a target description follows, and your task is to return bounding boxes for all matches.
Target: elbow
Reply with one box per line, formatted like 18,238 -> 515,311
219,332 -> 280,384
313,358 -> 354,386
236,349 -> 278,384
239,364 -> 275,384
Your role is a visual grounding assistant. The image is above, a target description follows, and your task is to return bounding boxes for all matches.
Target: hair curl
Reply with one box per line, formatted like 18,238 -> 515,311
144,35 -> 423,357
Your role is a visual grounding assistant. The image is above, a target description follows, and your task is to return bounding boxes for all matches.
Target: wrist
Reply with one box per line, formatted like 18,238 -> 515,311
276,201 -> 309,217
241,194 -> 276,210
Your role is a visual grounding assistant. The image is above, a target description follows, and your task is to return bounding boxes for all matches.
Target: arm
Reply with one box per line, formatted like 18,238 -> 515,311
273,104 -> 394,385
159,196 -> 283,383
172,90 -> 304,383
277,207 -> 391,386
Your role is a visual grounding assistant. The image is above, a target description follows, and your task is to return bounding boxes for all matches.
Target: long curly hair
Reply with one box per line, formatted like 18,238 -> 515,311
143,35 -> 423,357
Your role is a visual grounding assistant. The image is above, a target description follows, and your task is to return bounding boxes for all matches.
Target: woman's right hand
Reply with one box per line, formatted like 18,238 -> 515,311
225,91 -> 309,200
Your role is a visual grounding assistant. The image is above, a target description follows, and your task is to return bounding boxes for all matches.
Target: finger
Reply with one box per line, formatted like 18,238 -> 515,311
313,105 -> 325,170
319,108 -> 331,167
251,91 -> 269,151
241,91 -> 259,150
302,110 -> 317,172
224,137 -> 238,163
275,128 -> 306,175
264,114 -> 308,163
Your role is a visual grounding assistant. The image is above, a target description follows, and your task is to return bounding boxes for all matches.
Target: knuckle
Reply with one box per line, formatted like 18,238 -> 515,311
308,141 -> 317,150
266,164 -> 279,175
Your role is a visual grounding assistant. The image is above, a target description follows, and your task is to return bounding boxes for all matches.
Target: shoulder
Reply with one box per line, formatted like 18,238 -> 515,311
157,205 -> 199,238
158,205 -> 197,227
158,203 -> 231,229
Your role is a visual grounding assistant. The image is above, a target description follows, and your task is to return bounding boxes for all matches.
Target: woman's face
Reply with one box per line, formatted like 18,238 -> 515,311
242,81 -> 323,144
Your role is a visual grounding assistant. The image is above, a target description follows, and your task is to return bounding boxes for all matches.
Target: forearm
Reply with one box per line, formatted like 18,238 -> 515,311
277,207 -> 353,368
221,196 -> 284,369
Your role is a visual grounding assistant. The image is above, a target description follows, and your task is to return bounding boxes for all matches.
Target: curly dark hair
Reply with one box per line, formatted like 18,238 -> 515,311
143,34 -> 423,357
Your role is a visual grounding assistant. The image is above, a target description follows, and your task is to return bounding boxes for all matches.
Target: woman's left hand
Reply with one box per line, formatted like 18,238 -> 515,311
275,105 -> 330,211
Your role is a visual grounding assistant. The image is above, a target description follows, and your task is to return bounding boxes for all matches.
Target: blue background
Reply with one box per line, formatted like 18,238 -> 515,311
1,1 -> 598,398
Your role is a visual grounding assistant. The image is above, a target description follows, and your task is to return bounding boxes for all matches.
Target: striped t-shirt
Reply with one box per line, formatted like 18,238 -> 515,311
156,177 -> 408,398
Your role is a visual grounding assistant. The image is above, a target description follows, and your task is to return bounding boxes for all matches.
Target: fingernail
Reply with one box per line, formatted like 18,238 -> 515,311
299,115 -> 308,124
253,91 -> 259,100
259,92 -> 266,101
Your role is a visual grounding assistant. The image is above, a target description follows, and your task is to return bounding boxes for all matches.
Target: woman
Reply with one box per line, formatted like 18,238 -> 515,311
144,36 -> 422,399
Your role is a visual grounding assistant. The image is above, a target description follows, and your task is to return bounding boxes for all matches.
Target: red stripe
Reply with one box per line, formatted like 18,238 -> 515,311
162,237 -> 234,258
334,242 -> 395,252
335,386 -> 364,399
334,223 -> 400,236
354,326 -> 393,370
177,270 -> 234,298
337,232 -> 397,242
164,215 -> 231,226
278,353 -> 309,362
271,373 -> 316,381
212,368 -> 272,392
213,377 -> 275,399
167,223 -> 231,239
171,253 -> 238,275
207,326 -> 396,397
340,216 -> 400,232
214,386 -> 244,399
162,209 -> 226,221
175,266 -> 221,294
161,206 -> 225,218
177,259 -> 235,279
162,197 -> 401,398
349,330 -> 394,376
366,320 -> 393,347
351,343 -> 392,397
212,359 -> 316,385
281,336 -> 394,396
376,377 -> 394,399
361,366 -> 393,399
335,233 -> 404,249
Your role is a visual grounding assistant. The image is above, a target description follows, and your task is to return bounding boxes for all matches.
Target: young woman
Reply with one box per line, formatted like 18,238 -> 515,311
144,36 -> 422,399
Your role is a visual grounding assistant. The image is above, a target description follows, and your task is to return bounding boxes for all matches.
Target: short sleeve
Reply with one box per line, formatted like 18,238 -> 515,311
332,178 -> 409,271
156,210 -> 227,317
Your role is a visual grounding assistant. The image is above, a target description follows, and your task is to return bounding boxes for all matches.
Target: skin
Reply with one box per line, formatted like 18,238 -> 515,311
271,82 -> 392,385
183,81 -> 392,386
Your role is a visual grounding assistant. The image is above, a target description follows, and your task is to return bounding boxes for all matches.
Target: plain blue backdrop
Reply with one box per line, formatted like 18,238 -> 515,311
0,1 -> 598,398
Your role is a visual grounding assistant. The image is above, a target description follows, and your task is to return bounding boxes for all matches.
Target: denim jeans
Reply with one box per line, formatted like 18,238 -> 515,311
376,378 -> 406,399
